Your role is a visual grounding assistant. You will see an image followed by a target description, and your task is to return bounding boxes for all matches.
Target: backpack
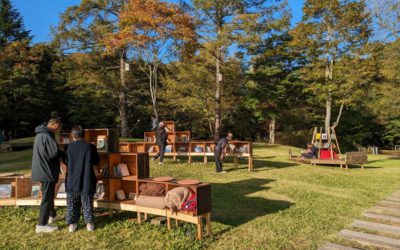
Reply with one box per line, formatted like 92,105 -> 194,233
181,193 -> 197,212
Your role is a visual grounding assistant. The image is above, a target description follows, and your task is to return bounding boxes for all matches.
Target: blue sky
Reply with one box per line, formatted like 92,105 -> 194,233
12,0 -> 304,44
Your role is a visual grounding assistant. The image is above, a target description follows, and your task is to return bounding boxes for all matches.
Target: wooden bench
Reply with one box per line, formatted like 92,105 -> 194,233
310,151 -> 368,169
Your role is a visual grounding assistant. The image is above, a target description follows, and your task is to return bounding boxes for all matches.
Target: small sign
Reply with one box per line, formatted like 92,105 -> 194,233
125,63 -> 130,72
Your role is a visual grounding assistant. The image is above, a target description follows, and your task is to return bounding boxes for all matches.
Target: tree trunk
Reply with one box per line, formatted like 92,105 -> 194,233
119,51 -> 130,137
149,64 -> 159,120
214,55 -> 222,142
325,95 -> 332,136
269,118 -> 276,144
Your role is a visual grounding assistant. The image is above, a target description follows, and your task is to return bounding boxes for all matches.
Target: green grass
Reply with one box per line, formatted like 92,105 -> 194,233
1,144 -> 400,249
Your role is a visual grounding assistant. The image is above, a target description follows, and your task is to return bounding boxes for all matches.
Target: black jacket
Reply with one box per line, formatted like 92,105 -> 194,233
64,140 -> 99,196
31,125 -> 60,182
156,128 -> 168,146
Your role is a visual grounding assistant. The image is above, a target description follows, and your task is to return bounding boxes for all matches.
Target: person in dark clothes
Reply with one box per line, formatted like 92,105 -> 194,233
153,122 -> 168,165
31,118 -> 62,233
301,143 -> 317,159
64,126 -> 100,233
214,133 -> 233,173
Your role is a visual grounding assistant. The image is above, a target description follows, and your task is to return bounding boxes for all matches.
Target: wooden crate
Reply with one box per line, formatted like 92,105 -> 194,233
84,129 -> 119,153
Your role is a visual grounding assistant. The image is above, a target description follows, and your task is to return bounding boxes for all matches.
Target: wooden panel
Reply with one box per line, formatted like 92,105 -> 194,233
108,179 -> 122,201
120,154 -> 138,176
346,152 -> 368,164
137,153 -> 150,179
196,184 -> 212,215
84,129 -> 119,152
16,178 -> 31,198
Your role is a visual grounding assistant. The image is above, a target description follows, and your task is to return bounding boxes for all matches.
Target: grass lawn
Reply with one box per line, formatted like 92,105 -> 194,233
0,144 -> 400,249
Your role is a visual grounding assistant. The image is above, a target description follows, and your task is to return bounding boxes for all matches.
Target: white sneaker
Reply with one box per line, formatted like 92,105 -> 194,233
86,223 -> 95,232
68,224 -> 77,233
48,216 -> 56,224
36,224 -> 58,233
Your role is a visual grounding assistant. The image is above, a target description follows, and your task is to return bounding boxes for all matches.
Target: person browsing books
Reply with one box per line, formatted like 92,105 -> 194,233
152,122 -> 168,165
64,126 -> 100,233
214,133 -> 233,173
31,118 -> 62,233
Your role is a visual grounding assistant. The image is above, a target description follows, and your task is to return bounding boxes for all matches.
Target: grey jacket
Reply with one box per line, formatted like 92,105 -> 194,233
31,125 -> 60,182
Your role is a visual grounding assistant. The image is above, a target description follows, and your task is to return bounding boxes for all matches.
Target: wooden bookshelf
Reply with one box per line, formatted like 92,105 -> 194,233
107,153 -> 149,180
84,128 -> 119,153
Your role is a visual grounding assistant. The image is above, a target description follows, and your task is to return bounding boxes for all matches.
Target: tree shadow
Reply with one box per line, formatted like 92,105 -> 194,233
211,178 -> 293,227
252,159 -> 300,170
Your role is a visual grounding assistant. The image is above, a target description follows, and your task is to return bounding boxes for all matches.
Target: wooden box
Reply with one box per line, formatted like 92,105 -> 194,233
84,129 -> 119,153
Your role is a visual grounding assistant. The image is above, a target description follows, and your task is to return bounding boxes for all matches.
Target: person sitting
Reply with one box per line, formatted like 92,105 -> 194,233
301,143 -> 317,159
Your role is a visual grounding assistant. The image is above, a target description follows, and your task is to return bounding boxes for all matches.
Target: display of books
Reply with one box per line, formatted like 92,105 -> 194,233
0,184 -> 12,198
94,183 -> 105,199
165,145 -> 172,153
97,135 -> 108,151
56,183 -> 67,199
194,146 -> 203,153
116,190 -> 126,200
114,163 -> 130,177
31,185 -> 40,198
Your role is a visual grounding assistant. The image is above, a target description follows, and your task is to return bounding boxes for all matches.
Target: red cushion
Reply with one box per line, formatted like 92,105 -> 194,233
320,149 -> 338,159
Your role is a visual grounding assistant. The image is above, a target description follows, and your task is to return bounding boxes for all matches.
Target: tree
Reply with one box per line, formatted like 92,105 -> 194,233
187,0 -> 287,141
367,0 -> 400,40
55,0 -> 133,136
290,0 -> 371,136
0,0 -> 31,48
106,0 -> 197,121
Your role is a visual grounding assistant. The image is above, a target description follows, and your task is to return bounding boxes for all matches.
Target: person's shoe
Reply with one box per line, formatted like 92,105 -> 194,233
86,223 -> 95,232
68,224 -> 77,233
159,162 -> 163,165
217,171 -> 227,174
48,216 -> 56,224
35,224 -> 58,233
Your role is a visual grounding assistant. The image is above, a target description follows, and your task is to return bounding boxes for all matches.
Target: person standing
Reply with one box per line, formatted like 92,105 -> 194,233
153,122 -> 168,165
64,126 -> 100,232
214,133 -> 233,173
31,118 -> 62,233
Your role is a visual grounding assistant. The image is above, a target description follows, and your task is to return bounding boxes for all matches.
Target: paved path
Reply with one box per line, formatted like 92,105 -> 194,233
320,191 -> 400,249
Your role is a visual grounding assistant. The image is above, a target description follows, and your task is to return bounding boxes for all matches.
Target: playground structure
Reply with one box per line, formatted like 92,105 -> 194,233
289,127 -> 368,169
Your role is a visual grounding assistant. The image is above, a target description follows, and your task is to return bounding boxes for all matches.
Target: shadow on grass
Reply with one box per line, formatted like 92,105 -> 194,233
252,159 -> 299,170
211,178 -> 293,227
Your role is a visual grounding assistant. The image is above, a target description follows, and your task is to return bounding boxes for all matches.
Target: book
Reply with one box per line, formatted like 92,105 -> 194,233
165,145 -> 172,153
128,192 -> 136,200
178,146 -> 186,152
56,183 -> 67,199
94,183 -> 105,199
206,146 -> 212,152
101,165 -> 109,177
148,146 -> 154,153
0,184 -> 12,198
194,146 -> 203,153
113,165 -> 122,177
116,190 -> 126,200
31,185 -> 40,198
96,135 -> 108,151
118,163 -> 130,176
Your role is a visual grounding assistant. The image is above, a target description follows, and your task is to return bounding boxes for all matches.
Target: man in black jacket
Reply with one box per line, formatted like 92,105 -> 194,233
153,122 -> 168,165
31,118 -> 62,233
214,133 -> 233,173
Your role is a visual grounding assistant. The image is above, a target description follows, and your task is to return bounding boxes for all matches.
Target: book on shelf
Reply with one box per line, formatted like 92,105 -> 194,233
56,183 -> 67,199
31,185 -> 41,198
148,146 -> 154,153
101,165 -> 109,177
116,190 -> 126,200
0,184 -> 12,198
113,163 -> 130,177
206,146 -> 212,153
96,135 -> 108,151
94,183 -> 105,199
128,192 -> 136,200
165,145 -> 172,153
178,146 -> 186,152
194,146 -> 203,153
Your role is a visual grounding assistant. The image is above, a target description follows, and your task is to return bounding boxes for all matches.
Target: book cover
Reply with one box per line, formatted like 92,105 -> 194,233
165,145 -> 172,153
148,146 -> 154,153
96,135 -> 108,151
31,185 -> 40,198
94,183 -> 105,199
118,163 -> 130,176
128,192 -> 136,200
113,165 -> 122,177
0,184 -> 12,198
116,190 -> 126,200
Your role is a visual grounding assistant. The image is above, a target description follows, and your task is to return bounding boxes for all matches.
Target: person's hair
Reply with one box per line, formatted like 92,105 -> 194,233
48,118 -> 62,126
159,122 -> 164,127
227,132 -> 233,139
71,125 -> 85,139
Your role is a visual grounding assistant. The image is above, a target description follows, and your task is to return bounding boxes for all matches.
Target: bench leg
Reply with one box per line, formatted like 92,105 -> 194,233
109,208 -> 114,217
234,156 -> 238,168
175,219 -> 180,228
197,217 -> 203,239
144,213 -> 148,221
137,212 -> 142,224
188,155 -> 192,163
346,164 -> 348,170
361,164 -> 364,169
167,216 -> 171,230
206,212 -> 212,236
203,155 -> 207,164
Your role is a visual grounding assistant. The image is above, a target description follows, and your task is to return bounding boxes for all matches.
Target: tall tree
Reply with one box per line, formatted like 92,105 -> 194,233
188,0 -> 287,141
367,0 -> 399,40
106,0 -> 196,121
290,0 -> 371,135
0,0 -> 31,48
55,0 -> 133,136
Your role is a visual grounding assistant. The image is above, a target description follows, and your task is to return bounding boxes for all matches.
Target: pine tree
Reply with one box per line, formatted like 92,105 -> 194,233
0,0 -> 31,48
